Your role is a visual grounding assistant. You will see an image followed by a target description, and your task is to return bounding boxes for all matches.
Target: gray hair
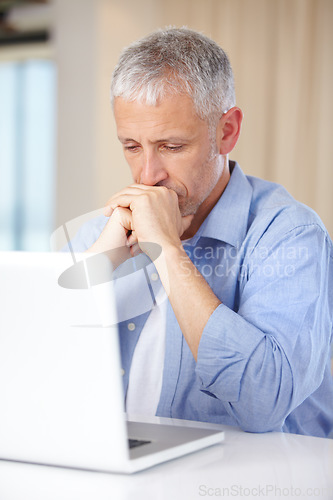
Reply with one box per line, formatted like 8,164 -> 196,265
110,27 -> 235,126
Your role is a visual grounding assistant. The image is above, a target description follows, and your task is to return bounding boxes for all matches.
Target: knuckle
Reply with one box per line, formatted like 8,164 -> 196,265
112,206 -> 124,219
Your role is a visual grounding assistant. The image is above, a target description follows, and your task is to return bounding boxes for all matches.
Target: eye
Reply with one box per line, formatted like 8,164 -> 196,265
163,145 -> 183,152
124,144 -> 140,152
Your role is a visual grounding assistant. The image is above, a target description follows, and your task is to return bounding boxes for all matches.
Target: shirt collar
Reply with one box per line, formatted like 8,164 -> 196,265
187,162 -> 253,248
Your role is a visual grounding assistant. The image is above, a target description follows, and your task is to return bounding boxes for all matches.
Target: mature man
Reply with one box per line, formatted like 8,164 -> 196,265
70,28 -> 333,437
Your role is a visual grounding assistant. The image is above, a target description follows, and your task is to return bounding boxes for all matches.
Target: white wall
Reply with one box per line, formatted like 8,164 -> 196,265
53,0 -> 333,236
53,0 -> 160,227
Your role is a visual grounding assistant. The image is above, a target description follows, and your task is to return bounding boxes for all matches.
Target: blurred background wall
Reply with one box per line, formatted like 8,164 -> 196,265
0,0 -> 332,247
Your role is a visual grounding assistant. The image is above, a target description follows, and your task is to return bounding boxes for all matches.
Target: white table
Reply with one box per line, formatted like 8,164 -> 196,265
0,416 -> 332,500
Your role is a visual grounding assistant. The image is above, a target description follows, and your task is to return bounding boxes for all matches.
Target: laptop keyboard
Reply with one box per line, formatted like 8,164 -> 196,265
128,438 -> 151,449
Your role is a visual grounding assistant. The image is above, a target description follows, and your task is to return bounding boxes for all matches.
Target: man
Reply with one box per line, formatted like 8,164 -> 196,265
70,28 -> 333,437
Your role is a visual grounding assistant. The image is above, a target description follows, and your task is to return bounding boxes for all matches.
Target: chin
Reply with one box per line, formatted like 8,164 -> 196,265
179,200 -> 199,217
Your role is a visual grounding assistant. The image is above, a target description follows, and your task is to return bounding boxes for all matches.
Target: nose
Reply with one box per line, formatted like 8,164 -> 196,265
139,150 -> 168,186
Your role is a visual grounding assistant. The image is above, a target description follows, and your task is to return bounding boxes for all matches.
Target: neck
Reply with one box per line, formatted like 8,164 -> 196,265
181,158 -> 230,240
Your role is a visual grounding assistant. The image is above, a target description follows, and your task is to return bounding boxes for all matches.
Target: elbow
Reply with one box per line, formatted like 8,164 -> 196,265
227,398 -> 290,433
239,419 -> 283,434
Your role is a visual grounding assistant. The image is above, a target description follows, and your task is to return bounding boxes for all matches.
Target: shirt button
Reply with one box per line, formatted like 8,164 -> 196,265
121,368 -> 125,376
151,272 -> 159,281
127,322 -> 136,331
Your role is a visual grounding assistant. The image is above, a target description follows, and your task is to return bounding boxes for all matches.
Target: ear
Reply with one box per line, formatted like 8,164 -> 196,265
216,107 -> 243,155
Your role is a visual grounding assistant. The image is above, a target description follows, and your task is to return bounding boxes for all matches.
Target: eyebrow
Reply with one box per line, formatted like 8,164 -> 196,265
118,136 -> 190,144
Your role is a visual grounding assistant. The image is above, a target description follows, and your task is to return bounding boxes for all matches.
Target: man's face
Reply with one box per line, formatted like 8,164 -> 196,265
114,93 -> 225,216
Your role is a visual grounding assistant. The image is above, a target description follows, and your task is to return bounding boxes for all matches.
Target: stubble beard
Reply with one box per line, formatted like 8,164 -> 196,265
178,145 -> 222,217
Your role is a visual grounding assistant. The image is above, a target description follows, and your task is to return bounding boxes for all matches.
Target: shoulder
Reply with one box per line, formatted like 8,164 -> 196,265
229,174 -> 333,269
245,174 -> 330,246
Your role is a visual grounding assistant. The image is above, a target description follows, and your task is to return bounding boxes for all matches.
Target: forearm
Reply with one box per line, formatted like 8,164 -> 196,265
158,246 -> 295,429
158,245 -> 296,431
155,243 -> 221,361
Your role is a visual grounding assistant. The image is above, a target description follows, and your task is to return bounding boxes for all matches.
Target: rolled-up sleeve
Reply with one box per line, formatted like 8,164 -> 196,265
196,223 -> 333,432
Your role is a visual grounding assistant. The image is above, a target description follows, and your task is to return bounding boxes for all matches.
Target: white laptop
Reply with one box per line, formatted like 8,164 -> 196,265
0,251 -> 224,474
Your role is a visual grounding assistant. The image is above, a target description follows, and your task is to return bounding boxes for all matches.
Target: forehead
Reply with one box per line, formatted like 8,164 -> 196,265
114,94 -> 207,140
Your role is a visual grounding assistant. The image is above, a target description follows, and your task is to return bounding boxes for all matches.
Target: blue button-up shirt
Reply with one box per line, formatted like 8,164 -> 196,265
68,162 -> 333,438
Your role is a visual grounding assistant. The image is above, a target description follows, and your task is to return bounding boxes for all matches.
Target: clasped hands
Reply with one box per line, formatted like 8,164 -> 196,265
87,183 -> 219,361
88,184 -> 193,265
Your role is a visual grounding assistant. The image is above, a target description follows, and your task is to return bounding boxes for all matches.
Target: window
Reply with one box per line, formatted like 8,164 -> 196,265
0,59 -> 56,251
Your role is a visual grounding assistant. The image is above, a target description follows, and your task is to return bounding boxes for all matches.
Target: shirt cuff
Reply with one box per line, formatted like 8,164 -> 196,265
196,303 -> 264,402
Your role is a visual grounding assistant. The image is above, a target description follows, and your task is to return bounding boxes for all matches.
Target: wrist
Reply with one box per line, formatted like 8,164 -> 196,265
154,242 -> 190,286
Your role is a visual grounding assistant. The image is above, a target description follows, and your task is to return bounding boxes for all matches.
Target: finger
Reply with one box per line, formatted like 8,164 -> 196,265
130,243 -> 142,258
111,206 -> 133,232
104,184 -> 171,215
104,193 -> 140,217
126,230 -> 138,247
105,185 -> 155,209
105,194 -> 136,214
104,206 -> 113,217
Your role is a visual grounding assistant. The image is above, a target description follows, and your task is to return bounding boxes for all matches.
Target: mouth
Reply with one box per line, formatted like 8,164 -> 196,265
161,183 -> 187,198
